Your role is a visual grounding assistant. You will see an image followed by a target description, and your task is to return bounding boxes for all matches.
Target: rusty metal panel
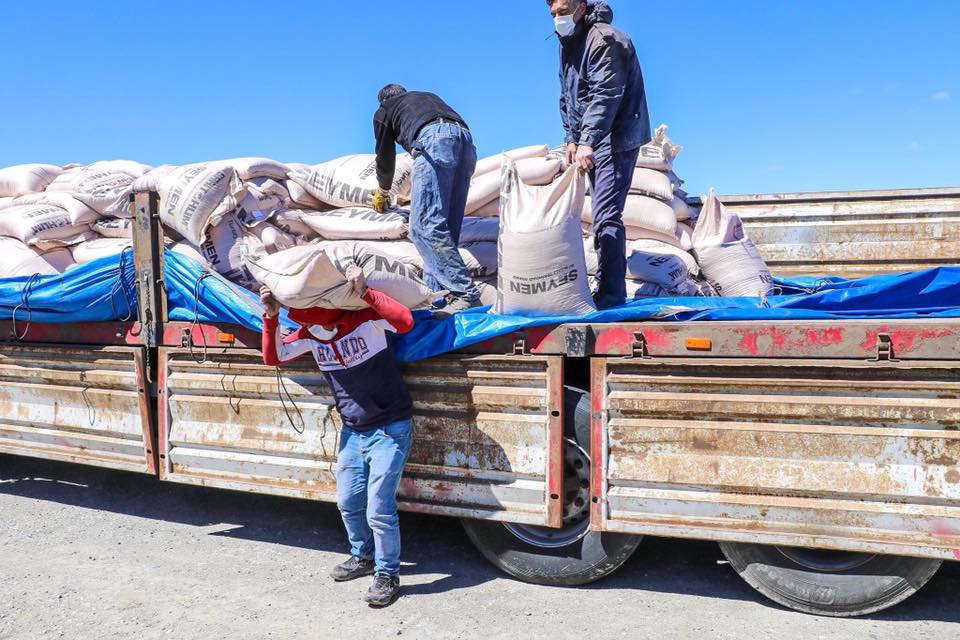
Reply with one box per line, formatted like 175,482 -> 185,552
0,344 -> 154,474
159,348 -> 564,526
586,319 -> 960,361
592,357 -> 960,561
692,188 -> 960,277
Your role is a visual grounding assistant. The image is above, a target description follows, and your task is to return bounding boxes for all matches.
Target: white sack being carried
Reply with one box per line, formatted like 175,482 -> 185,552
13,192 -> 100,225
473,144 -> 550,178
0,164 -> 62,197
71,238 -> 133,265
0,237 -> 75,277
0,202 -> 98,249
582,194 -> 677,235
210,157 -> 288,181
245,241 -> 439,310
155,164 -> 246,245
630,168 -> 675,201
693,190 -> 773,298
0,197 -> 14,211
299,207 -> 409,241
288,154 -> 413,209
635,125 -> 682,172
458,241 -> 498,278
458,217 -> 499,243
359,240 -> 424,273
45,164 -> 140,218
92,217 -> 134,239
495,160 -> 595,316
466,156 -> 563,215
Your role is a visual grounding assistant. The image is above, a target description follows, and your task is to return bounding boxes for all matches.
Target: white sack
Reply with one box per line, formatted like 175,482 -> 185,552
583,237 -> 598,275
300,207 -> 408,241
87,160 -> 151,178
467,156 -> 563,215
0,197 -> 14,211
359,240 -> 424,273
630,239 -> 699,277
210,157 -> 288,181
677,222 -> 694,251
92,217 -> 134,239
271,209 -> 321,241
470,198 -> 501,219
623,224 -> 685,249
155,164 -> 246,245
13,192 -> 100,225
288,154 -> 413,209
283,175 -> 329,210
476,279 -> 498,307
181,214 -> 261,290
630,168 -> 675,201
71,238 -> 132,265
0,203 -> 97,249
583,194 -> 677,235
626,242 -> 692,289
0,237 -> 75,277
459,217 -> 499,243
458,242 -> 498,278
245,241 -> 438,310
473,144 -> 550,177
692,190 -> 773,298
495,161 -> 595,316
234,183 -> 286,228
0,164 -> 62,197
46,165 -> 137,218
131,165 -> 177,193
670,196 -> 693,222
247,221 -> 295,255
635,124 -> 682,172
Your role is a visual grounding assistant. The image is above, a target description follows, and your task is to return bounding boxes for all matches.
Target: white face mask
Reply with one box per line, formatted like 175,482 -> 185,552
308,325 -> 337,341
554,13 -> 577,37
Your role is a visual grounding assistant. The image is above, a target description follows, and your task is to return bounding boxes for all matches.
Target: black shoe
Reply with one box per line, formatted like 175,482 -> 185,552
330,556 -> 375,582
432,296 -> 482,319
364,573 -> 401,607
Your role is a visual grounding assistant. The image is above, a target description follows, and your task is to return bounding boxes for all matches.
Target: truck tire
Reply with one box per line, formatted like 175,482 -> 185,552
460,386 -> 641,587
719,542 -> 942,617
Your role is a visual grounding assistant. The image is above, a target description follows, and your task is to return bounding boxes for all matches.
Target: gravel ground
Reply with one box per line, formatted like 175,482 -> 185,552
1,454 -> 957,640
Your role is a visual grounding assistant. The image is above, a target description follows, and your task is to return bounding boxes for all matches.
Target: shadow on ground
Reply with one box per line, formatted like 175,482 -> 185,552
2,453 -> 958,623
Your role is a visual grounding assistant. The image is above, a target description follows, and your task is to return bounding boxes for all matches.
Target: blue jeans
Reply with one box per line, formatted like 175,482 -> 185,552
335,419 -> 413,577
589,144 -> 641,309
410,122 -> 480,302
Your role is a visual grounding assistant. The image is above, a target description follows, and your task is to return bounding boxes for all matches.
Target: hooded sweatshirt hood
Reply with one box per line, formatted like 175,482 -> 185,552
583,1 -> 613,28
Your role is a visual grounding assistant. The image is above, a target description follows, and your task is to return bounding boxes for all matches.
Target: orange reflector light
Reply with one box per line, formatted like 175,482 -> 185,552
685,338 -> 713,351
217,332 -> 236,344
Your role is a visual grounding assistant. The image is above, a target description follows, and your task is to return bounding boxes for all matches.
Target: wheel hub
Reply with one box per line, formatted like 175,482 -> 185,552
503,438 -> 592,549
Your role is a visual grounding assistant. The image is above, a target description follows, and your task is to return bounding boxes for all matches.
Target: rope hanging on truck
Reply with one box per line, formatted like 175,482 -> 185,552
275,367 -> 306,435
188,273 -> 212,364
109,246 -> 135,322
11,274 -> 41,341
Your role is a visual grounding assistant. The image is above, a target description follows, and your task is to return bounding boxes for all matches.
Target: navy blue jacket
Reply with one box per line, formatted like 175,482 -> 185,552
559,1 -> 651,153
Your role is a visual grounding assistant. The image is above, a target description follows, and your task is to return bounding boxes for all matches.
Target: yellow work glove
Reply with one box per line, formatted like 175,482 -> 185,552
371,188 -> 391,214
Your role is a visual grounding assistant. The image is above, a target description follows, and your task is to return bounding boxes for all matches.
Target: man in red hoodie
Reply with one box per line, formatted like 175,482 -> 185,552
261,265 -> 415,608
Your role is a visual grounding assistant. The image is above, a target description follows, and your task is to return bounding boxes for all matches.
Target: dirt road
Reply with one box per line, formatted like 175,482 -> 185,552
1,454 -> 957,640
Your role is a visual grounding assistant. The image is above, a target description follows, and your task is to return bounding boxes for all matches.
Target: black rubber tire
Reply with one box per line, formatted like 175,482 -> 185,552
461,386 -> 642,587
719,542 -> 942,617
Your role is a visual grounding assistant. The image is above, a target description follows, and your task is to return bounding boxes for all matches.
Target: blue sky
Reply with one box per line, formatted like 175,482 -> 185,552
0,1 -> 956,196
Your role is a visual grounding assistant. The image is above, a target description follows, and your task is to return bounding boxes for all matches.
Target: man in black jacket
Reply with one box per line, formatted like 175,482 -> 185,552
372,85 -> 481,314
549,0 -> 651,309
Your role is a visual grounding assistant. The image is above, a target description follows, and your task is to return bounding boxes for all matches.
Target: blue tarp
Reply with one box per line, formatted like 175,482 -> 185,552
2,249 -> 958,363
0,248 -> 137,326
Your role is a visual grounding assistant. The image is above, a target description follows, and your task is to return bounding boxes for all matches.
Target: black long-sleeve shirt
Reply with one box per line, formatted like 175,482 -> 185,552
374,91 -> 467,191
